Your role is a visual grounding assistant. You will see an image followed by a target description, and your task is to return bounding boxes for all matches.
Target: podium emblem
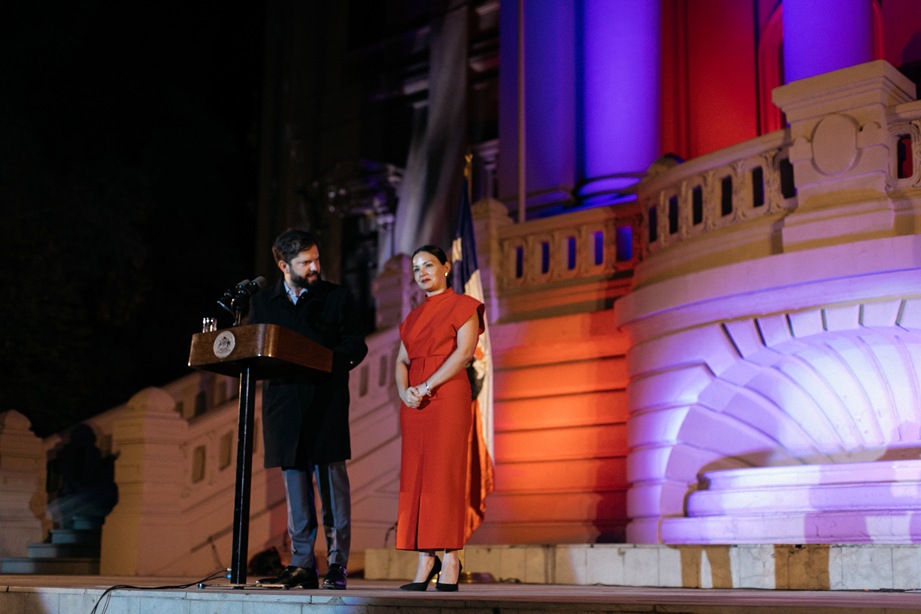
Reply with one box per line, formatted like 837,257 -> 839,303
213,331 -> 236,359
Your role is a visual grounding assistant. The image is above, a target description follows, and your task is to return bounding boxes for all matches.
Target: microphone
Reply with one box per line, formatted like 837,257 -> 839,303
217,276 -> 268,316
247,276 -> 267,294
233,276 -> 266,296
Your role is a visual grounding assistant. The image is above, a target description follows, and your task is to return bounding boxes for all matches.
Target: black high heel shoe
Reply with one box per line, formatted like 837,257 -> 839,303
435,561 -> 462,592
399,555 -> 441,591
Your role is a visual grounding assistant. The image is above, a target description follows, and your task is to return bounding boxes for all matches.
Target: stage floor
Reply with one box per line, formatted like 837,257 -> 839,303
4,574 -> 921,613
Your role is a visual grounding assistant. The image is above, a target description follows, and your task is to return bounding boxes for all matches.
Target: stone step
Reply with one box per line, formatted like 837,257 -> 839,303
661,510 -> 921,544
49,528 -> 101,546
686,481 -> 921,515
70,515 -> 105,531
703,458 -> 921,490
27,542 -> 100,559
369,543 -> 921,591
0,557 -> 99,575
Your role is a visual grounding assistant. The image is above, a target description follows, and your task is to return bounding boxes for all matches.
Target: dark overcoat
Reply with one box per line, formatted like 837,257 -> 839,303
248,278 -> 368,467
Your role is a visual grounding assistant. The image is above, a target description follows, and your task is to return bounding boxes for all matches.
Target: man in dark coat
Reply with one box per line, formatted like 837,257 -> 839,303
249,228 -> 368,590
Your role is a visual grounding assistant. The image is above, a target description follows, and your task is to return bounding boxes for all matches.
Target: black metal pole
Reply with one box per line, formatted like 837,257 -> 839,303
229,363 -> 256,585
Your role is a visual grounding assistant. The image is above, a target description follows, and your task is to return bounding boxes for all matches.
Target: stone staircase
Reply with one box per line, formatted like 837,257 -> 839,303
0,515 -> 101,575
660,460 -> 921,545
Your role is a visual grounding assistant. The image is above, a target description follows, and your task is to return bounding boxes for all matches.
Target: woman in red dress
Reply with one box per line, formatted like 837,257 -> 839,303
394,244 -> 485,592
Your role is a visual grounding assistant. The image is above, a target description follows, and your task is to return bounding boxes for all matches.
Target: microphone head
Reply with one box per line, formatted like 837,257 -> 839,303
231,275 -> 267,297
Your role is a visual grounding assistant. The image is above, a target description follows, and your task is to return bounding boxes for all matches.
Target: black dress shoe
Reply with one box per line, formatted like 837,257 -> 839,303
399,555 -> 441,591
435,561 -> 462,592
323,564 -> 347,589
258,565 -> 319,589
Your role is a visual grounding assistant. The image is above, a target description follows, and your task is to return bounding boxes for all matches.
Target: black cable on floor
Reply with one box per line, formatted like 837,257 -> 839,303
88,568 -> 228,614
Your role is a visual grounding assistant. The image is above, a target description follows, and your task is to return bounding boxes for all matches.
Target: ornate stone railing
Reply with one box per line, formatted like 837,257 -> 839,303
491,202 -> 641,321
628,65 -> 921,297
637,130 -> 797,257
637,61 -> 921,272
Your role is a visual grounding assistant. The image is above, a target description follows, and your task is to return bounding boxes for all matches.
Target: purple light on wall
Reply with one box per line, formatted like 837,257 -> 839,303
783,0 -> 873,83
525,2 -> 577,194
580,0 -> 661,202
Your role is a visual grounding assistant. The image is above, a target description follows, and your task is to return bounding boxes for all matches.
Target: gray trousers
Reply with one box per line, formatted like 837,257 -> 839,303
282,461 -> 351,569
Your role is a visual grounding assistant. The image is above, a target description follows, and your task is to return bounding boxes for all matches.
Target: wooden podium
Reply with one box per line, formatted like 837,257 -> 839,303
188,323 -> 332,585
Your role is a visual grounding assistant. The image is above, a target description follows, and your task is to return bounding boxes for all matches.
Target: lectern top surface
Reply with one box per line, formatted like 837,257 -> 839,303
188,323 -> 333,378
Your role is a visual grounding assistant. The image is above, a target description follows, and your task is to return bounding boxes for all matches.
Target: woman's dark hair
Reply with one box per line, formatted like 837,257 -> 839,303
411,244 -> 449,265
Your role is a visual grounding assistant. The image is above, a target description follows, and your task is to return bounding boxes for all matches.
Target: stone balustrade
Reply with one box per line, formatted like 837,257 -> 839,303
637,131 -> 797,257
633,60 -> 921,291
494,202 -> 641,321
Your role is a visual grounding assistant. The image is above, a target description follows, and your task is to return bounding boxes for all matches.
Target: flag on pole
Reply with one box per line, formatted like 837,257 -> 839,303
451,178 -> 480,300
452,171 -> 495,541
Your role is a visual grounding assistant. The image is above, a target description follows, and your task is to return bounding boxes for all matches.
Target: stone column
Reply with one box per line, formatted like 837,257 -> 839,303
783,0 -> 874,83
0,411 -> 47,557
579,0 -> 661,206
499,0 -> 578,217
499,0 -> 662,216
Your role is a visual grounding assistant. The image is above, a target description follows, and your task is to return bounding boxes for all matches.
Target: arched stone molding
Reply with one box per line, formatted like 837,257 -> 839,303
625,297 -> 921,543
617,232 -> 921,543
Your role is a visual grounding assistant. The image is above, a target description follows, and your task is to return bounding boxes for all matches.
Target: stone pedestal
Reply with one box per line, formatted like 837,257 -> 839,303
772,60 -> 917,249
99,387 -> 186,575
0,410 -> 47,558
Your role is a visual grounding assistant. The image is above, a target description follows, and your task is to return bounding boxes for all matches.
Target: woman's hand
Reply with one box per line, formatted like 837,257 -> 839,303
401,385 -> 425,409
395,342 -> 426,409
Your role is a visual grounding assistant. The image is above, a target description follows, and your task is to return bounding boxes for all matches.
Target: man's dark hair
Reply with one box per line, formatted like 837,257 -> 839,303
273,228 -> 319,264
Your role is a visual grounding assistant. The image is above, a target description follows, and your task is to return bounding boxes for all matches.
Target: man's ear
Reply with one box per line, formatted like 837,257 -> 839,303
276,260 -> 288,274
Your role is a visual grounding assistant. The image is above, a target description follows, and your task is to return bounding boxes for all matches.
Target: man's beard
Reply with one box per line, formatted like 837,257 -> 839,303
290,270 -> 319,290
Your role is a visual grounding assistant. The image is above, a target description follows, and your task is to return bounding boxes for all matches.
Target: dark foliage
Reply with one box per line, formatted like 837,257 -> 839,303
0,1 -> 263,436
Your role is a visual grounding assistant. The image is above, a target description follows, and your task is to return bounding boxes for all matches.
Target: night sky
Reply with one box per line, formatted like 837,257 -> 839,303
1,1 -> 266,436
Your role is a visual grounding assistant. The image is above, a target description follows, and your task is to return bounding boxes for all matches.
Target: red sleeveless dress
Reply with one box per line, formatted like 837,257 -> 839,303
396,289 -> 485,550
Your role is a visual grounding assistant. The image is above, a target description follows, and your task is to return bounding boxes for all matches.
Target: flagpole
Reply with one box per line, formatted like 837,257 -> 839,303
465,151 -> 473,202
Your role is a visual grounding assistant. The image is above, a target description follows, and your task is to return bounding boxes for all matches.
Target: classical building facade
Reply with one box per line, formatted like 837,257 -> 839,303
4,0 -> 921,585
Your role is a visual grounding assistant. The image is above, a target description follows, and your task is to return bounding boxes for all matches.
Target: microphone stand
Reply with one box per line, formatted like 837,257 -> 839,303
213,277 -> 264,585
